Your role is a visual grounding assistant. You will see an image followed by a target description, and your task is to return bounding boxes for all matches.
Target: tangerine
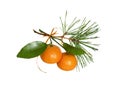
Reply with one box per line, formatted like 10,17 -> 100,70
57,52 -> 77,71
41,45 -> 62,64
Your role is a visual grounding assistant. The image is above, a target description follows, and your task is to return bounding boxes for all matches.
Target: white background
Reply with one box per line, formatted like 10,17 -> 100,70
0,0 -> 120,86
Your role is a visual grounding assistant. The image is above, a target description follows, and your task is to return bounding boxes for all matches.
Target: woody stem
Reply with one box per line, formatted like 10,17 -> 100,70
33,29 -> 80,44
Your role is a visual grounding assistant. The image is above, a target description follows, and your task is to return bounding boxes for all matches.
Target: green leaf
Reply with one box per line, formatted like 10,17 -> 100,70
63,43 -> 85,55
17,41 -> 47,59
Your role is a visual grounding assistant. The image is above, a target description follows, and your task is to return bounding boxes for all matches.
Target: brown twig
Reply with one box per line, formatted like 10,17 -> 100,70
45,28 -> 57,43
33,29 -> 80,44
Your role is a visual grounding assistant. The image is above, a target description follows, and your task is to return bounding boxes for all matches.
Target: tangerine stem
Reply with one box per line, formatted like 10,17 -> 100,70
45,36 -> 51,43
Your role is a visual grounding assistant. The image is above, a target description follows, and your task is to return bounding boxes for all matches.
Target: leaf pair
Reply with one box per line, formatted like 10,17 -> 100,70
17,41 -> 85,59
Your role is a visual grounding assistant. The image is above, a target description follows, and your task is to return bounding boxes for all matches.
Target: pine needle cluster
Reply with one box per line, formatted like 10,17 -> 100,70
60,11 -> 99,69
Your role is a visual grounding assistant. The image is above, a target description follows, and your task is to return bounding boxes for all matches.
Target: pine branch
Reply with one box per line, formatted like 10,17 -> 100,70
60,12 -> 99,68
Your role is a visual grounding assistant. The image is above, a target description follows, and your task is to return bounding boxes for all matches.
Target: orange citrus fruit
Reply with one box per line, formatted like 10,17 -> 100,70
40,45 -> 62,64
57,52 -> 77,71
